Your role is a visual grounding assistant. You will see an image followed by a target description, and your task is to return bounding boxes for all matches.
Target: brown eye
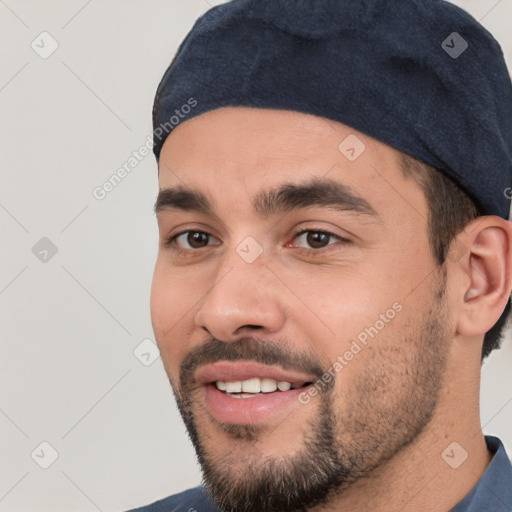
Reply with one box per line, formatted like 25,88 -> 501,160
187,231 -> 209,248
305,231 -> 331,249
291,230 -> 342,250
169,230 -> 220,250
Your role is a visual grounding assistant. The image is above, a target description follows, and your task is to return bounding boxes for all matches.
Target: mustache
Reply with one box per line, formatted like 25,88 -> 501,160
179,337 -> 327,391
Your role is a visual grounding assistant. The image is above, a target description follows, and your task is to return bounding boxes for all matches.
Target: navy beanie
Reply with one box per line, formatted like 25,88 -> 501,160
152,0 -> 512,220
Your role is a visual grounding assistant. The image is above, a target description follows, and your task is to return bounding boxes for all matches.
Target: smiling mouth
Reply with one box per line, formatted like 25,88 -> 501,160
195,362 -> 319,424
214,377 -> 313,398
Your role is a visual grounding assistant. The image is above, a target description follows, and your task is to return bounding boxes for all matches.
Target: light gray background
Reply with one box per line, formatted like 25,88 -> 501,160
0,1 -> 511,511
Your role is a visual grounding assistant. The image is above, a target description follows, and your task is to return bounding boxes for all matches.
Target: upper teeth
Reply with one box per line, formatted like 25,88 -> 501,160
216,378 -> 293,393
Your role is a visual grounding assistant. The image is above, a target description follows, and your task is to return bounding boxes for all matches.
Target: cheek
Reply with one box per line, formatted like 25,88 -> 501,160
325,314 -> 413,417
330,279 -> 444,389
282,261 -> 418,384
151,256 -> 200,322
287,265 -> 401,343
150,259 -> 198,371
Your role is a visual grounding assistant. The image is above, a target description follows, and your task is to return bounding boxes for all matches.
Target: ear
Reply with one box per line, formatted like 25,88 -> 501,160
455,217 -> 512,337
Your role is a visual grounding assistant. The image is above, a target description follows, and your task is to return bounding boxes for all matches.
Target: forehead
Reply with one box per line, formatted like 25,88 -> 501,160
157,107 -> 425,223
159,106 -> 391,170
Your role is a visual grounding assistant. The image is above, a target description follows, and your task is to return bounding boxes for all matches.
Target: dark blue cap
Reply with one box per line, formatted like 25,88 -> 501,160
152,0 -> 512,219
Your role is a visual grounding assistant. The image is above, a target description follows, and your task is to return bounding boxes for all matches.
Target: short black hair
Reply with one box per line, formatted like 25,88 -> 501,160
400,153 -> 511,360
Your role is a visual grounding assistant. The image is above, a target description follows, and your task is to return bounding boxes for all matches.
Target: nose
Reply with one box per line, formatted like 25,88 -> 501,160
194,253 -> 287,341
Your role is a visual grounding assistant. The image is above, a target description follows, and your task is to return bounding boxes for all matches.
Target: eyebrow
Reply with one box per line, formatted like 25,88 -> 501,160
154,177 -> 378,219
155,186 -> 215,216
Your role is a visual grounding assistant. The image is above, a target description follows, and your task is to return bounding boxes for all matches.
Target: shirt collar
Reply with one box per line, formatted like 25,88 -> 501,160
451,436 -> 512,512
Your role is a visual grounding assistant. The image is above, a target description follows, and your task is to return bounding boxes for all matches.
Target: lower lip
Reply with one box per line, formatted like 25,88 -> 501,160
203,383 -> 311,424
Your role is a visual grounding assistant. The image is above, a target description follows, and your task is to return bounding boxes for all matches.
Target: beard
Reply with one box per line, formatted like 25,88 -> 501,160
168,268 -> 451,512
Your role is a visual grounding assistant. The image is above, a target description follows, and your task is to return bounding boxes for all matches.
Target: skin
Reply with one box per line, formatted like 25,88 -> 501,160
150,107 -> 512,511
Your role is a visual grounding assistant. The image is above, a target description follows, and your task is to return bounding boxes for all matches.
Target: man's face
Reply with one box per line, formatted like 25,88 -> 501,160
151,107 -> 452,511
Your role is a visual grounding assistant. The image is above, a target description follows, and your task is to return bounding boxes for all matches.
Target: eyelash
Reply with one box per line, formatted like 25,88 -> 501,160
286,228 -> 349,254
164,228 -> 350,255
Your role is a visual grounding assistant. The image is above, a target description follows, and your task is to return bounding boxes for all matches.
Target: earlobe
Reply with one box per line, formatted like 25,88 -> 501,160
456,217 -> 512,337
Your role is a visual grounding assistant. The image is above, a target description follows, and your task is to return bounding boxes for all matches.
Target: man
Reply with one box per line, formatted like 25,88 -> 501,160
129,0 -> 512,510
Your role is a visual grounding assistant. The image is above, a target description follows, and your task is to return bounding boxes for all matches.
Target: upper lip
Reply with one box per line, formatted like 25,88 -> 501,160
195,361 -> 316,386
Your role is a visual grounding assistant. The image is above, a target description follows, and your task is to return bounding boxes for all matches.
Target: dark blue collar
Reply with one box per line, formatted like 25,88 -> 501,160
451,436 -> 512,512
